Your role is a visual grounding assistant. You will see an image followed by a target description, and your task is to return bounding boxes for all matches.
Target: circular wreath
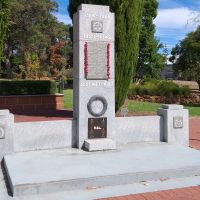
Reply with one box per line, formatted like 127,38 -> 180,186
87,95 -> 108,117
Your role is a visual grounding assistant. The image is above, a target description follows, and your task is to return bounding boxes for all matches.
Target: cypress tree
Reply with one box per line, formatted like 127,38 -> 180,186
68,0 -> 144,111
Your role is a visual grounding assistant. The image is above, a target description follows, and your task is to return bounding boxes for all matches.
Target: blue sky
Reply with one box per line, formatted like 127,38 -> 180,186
55,0 -> 199,52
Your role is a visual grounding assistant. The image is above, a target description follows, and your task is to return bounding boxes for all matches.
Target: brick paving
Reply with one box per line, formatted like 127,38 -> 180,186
100,186 -> 200,200
189,118 -> 200,150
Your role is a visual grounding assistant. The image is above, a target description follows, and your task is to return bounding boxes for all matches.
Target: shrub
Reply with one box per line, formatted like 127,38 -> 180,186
128,79 -> 191,97
0,80 -> 57,95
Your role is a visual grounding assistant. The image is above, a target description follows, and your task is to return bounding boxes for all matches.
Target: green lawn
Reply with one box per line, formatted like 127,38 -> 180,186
128,101 -> 200,117
63,89 -> 73,109
63,89 -> 200,117
128,101 -> 161,113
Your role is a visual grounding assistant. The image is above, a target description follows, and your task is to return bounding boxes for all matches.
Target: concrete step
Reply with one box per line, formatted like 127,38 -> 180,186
4,143 -> 200,196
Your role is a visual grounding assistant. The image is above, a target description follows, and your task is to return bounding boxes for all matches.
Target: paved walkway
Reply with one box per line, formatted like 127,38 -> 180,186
100,117 -> 200,200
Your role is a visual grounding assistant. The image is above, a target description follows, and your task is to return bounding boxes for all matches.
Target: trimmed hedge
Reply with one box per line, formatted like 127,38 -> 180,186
128,79 -> 191,97
0,80 -> 57,95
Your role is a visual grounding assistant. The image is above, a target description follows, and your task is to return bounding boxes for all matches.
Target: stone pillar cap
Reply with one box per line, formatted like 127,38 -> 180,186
78,4 -> 110,12
0,110 -> 10,116
161,104 -> 184,110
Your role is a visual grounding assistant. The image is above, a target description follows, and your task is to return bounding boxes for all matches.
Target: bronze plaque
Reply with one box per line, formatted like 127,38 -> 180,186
87,42 -> 107,80
88,118 -> 107,139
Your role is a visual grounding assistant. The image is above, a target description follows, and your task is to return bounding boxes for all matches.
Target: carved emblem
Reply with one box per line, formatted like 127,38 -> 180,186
173,117 -> 183,129
91,21 -> 103,33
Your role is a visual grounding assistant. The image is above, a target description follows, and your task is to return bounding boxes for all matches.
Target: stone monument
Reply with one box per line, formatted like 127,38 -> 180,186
73,4 -> 116,151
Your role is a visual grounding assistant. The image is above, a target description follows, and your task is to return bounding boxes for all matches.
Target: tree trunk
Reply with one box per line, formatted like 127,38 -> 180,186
23,49 -> 30,79
197,80 -> 200,92
4,43 -> 12,79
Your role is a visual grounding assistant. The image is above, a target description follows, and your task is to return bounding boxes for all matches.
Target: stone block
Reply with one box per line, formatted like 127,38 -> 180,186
0,110 -> 10,116
115,116 -> 162,145
157,104 -> 189,146
13,120 -> 75,152
84,138 -> 116,151
162,104 -> 184,110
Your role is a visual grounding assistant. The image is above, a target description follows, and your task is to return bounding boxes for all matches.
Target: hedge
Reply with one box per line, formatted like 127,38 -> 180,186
128,79 -> 191,97
0,80 -> 57,95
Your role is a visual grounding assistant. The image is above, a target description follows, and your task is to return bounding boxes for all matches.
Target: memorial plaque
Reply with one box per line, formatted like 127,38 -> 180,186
88,118 -> 107,139
87,42 -> 107,80
173,117 -> 183,129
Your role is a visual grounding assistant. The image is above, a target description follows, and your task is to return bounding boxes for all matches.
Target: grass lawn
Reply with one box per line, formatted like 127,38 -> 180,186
128,101 -> 161,113
128,101 -> 200,117
63,89 -> 200,117
63,89 -> 73,109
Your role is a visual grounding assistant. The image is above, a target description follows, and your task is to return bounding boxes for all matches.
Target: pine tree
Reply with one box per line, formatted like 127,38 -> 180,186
68,0 -> 144,111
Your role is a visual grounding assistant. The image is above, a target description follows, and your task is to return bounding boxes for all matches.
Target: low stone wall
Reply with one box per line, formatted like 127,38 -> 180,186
0,104 -> 189,161
14,120 -> 76,152
0,94 -> 64,112
116,116 -> 162,145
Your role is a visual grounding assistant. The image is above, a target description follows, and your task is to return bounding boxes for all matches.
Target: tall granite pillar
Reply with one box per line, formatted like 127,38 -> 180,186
73,4 -> 116,150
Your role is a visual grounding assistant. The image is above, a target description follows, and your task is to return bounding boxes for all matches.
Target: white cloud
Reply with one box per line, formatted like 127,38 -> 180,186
154,7 -> 197,30
54,13 -> 72,25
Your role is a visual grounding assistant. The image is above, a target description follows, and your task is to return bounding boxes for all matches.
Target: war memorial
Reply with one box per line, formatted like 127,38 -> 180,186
0,4 -> 200,199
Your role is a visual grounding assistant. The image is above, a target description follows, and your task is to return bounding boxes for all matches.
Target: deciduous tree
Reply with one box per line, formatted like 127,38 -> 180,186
170,26 -> 200,88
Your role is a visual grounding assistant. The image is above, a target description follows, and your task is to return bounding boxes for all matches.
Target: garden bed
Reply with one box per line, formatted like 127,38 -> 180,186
128,93 -> 200,105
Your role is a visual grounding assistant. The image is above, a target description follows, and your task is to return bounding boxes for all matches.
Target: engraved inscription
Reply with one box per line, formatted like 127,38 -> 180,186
87,42 -> 107,79
83,34 -> 111,40
88,118 -> 107,139
173,117 -> 183,129
85,13 -> 110,19
92,21 -> 103,33
80,81 -> 114,87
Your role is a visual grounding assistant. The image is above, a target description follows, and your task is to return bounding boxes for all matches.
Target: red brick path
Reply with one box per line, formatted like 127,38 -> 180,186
189,118 -> 200,150
100,117 -> 200,200
100,186 -> 200,200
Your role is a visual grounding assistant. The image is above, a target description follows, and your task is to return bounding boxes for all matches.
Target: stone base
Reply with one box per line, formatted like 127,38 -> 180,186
4,143 -> 200,196
84,138 -> 116,151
